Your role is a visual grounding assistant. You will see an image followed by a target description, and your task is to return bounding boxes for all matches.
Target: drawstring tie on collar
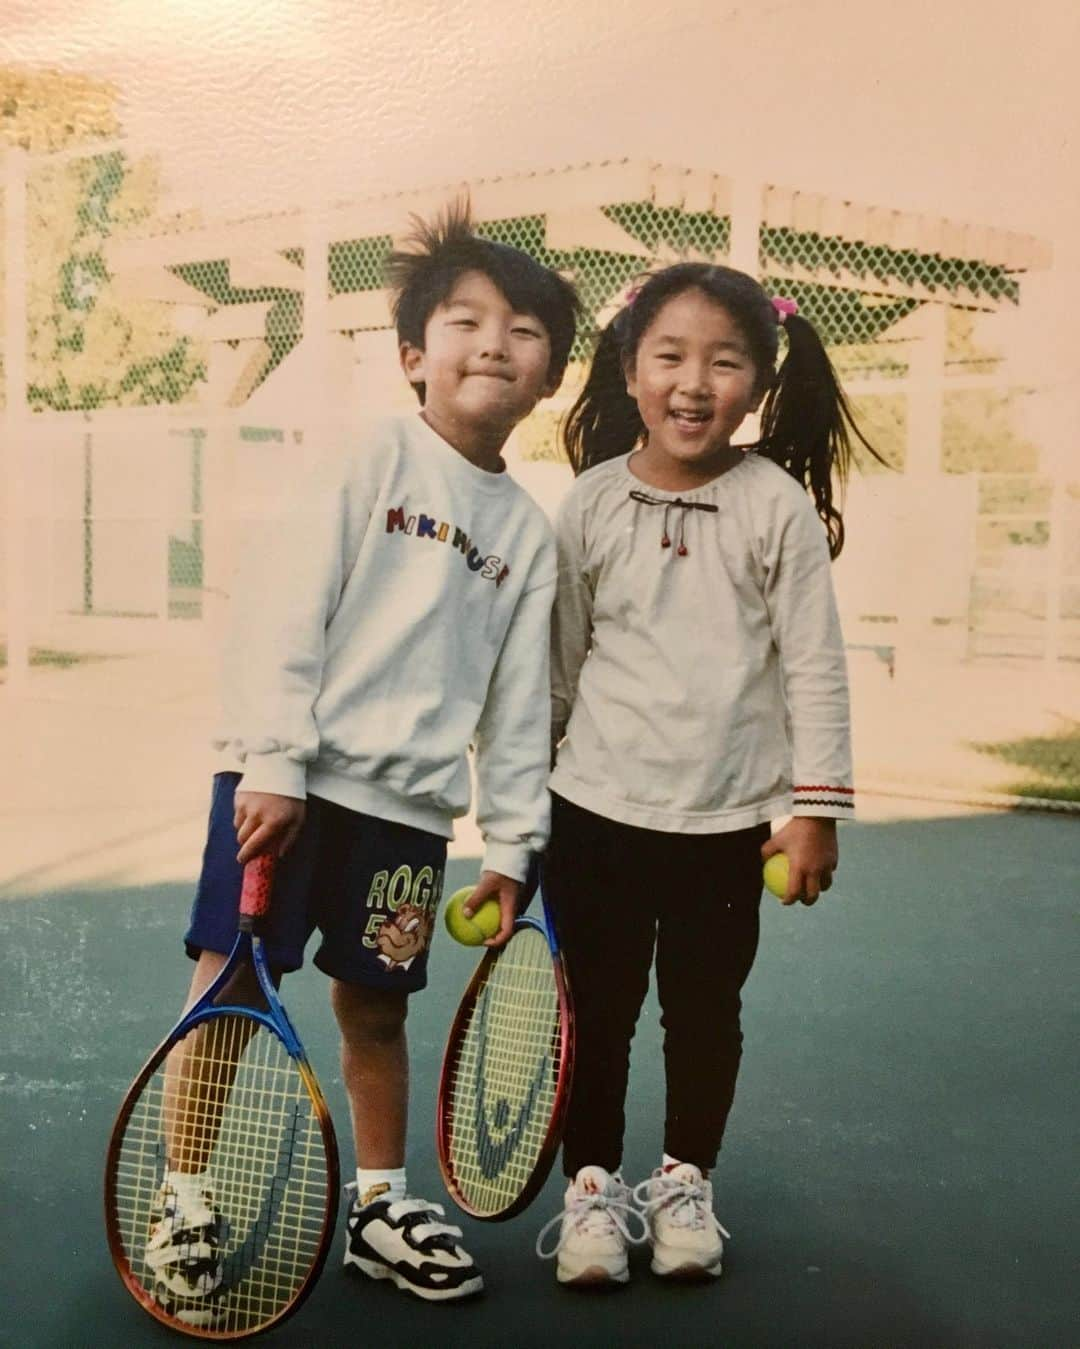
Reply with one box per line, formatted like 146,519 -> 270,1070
628,489 -> 718,556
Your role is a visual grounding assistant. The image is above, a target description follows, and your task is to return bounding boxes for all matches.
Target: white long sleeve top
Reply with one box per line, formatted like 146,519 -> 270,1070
214,413 -> 556,881
549,451 -> 854,833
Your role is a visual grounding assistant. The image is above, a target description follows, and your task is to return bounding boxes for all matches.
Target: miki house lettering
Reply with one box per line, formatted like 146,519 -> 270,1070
386,506 -> 510,587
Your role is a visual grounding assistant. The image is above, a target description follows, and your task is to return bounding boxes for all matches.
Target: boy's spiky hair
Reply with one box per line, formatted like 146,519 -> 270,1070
385,197 -> 580,402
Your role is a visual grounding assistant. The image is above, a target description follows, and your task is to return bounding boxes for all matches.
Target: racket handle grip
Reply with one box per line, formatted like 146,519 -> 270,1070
240,853 -> 276,919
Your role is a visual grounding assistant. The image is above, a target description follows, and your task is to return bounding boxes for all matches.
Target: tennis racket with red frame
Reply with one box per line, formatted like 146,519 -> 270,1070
437,862 -> 574,1220
104,854 -> 339,1340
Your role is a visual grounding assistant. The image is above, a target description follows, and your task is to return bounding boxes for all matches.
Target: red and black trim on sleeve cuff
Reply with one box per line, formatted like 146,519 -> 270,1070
793,785 -> 855,811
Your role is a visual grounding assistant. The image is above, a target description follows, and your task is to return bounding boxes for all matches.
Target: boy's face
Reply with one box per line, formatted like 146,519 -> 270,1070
400,271 -> 559,447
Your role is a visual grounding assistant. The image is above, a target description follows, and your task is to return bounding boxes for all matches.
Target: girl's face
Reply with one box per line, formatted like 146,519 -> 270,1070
625,288 -> 764,480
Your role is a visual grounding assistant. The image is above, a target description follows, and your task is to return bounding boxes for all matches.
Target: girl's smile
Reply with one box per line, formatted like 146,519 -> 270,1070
626,287 -> 763,488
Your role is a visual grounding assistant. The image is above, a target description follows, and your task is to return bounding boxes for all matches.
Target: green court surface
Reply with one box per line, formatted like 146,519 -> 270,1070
2,814 -> 1075,1348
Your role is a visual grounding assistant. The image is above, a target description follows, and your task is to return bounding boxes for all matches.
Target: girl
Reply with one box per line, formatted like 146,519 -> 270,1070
535,263 -> 877,1287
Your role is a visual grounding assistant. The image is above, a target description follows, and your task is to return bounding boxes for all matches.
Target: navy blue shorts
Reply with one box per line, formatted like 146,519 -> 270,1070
185,773 -> 448,991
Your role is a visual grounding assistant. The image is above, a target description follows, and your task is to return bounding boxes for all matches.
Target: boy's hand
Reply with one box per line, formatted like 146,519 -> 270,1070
762,817 -> 838,906
234,791 -> 306,865
464,870 -> 521,949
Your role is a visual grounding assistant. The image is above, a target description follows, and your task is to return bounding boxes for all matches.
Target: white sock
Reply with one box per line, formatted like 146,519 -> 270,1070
355,1166 -> 406,1205
568,1165 -> 623,1194
163,1169 -> 213,1207
662,1153 -> 707,1178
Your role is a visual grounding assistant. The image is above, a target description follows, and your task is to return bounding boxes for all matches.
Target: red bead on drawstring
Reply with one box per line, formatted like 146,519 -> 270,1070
628,486 -> 717,559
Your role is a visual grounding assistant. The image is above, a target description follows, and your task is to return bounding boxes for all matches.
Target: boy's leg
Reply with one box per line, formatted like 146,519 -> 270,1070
313,807 -> 480,1300
149,774 -> 315,1323
311,804 -> 445,1175
329,981 -> 409,1171
163,950 -> 242,1174
179,946 -> 264,1017
183,949 -> 229,1010
171,773 -> 313,1172
333,978 -> 482,1301
163,948 -> 285,1174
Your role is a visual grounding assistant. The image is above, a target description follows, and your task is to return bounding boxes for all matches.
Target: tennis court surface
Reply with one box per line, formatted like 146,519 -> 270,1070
2,813 -> 1075,1348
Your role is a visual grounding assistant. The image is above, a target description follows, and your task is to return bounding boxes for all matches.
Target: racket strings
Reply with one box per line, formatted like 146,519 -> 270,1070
112,1014 -> 332,1335
445,928 -> 565,1215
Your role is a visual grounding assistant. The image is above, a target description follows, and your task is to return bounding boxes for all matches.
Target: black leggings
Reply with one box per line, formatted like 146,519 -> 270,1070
545,794 -> 768,1177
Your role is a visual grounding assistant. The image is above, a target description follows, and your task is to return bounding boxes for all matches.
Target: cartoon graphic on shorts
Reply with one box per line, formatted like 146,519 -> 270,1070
376,903 -> 435,971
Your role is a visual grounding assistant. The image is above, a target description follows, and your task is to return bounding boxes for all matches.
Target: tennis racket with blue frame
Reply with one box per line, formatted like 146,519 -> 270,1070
436,859 -> 574,1220
104,853 -> 339,1340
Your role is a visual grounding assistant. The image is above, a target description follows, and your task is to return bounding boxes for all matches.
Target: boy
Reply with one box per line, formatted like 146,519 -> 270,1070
150,202 -> 579,1319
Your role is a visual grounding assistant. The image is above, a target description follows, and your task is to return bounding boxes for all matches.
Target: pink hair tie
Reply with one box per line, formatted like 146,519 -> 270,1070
625,285 -> 642,306
771,296 -> 798,324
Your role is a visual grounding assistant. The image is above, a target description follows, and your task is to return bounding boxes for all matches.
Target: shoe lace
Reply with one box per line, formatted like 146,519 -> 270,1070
153,1182 -> 219,1236
534,1187 -> 649,1260
344,1184 -> 465,1246
632,1173 -> 731,1239
146,1185 -> 223,1281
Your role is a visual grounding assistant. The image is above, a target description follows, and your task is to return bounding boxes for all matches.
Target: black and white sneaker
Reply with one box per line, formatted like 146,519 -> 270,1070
145,1176 -> 228,1326
343,1182 -> 483,1301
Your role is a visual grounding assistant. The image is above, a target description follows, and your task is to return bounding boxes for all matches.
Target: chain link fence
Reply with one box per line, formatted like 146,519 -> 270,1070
3,146 -> 1076,691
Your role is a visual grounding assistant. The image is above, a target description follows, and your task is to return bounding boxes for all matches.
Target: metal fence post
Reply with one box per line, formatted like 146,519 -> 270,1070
729,176 -> 762,279
3,147 -> 30,693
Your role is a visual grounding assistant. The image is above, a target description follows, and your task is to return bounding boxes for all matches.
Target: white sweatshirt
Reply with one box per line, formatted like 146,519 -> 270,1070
214,413 -> 556,881
550,451 -> 854,833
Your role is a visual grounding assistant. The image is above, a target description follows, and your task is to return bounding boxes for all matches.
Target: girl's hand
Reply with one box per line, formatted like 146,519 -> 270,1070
464,870 -> 521,949
762,818 -> 838,906
234,790 -> 306,864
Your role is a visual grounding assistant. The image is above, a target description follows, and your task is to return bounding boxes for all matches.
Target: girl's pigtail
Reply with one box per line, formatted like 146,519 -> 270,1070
561,313 -> 643,476
758,313 -> 882,559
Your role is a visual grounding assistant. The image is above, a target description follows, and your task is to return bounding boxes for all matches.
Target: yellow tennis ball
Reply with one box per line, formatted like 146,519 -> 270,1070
443,886 -> 501,946
763,853 -> 790,900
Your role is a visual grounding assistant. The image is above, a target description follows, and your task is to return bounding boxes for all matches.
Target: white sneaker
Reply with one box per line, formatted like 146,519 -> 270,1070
535,1165 -> 647,1287
633,1162 -> 730,1279
145,1174 -> 228,1326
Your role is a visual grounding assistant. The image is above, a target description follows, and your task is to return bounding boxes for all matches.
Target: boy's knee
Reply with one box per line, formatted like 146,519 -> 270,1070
332,980 -> 409,1045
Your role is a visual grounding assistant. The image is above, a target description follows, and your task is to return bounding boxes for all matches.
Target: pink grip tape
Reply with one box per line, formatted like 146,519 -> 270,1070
240,853 -> 275,919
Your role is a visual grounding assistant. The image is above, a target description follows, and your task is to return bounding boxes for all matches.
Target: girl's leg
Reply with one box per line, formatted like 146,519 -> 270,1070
654,824 -> 769,1172
545,796 -> 658,1176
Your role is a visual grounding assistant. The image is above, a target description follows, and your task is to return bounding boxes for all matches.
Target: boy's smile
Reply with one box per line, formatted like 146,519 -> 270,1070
401,270 -> 558,469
